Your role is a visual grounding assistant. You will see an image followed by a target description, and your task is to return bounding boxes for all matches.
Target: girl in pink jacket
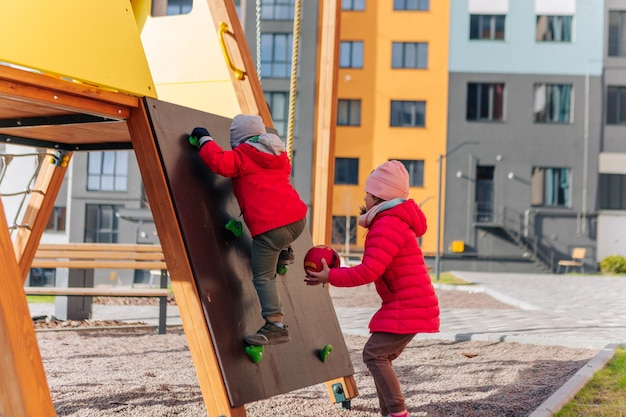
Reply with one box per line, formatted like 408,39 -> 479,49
305,160 -> 439,417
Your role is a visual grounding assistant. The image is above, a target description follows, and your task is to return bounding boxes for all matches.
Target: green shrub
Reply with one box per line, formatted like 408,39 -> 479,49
599,255 -> 626,274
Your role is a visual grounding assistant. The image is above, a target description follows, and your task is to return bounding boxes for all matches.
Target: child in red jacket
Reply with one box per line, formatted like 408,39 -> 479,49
189,114 -> 307,345
305,160 -> 439,417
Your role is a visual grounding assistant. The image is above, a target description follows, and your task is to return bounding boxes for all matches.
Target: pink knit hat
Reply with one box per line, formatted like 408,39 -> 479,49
364,160 -> 409,201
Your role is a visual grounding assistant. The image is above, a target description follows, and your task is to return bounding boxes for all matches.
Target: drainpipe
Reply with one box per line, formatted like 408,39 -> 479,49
581,65 -> 590,236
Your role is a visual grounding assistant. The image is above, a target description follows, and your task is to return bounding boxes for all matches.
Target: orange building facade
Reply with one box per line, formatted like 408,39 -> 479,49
332,1 -> 450,256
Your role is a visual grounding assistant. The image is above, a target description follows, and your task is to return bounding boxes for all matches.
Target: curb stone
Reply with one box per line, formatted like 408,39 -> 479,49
529,343 -> 620,417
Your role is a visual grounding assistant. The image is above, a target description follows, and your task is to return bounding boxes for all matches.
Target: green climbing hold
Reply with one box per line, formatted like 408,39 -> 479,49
245,344 -> 264,363
276,264 -> 288,275
225,219 -> 243,237
320,344 -> 333,362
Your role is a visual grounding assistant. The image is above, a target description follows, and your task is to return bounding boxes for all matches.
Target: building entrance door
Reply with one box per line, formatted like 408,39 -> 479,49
475,165 -> 494,223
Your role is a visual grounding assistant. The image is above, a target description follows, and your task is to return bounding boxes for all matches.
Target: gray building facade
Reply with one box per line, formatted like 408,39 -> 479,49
444,0 -> 607,272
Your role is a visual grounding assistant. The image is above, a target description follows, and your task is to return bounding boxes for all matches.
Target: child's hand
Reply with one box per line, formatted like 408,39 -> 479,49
189,127 -> 211,149
304,258 -> 331,286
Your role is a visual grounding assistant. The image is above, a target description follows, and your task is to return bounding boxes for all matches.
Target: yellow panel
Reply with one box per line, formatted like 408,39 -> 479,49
156,83 -> 241,117
451,241 -> 465,253
0,0 -> 156,98
139,0 -> 239,118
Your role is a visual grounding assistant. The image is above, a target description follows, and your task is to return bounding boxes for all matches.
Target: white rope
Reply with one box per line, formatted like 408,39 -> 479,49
256,0 -> 262,82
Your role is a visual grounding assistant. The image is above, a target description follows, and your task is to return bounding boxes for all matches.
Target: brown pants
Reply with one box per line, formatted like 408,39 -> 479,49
363,332 -> 416,416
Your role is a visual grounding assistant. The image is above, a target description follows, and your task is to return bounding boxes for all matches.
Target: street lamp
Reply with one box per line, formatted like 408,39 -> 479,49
435,141 -> 479,280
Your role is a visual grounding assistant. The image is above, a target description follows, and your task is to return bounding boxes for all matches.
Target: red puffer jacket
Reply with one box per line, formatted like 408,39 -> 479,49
328,199 -> 440,334
198,141 -> 307,237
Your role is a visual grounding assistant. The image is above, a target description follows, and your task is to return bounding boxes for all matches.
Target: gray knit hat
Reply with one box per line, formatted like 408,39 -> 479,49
230,114 -> 266,148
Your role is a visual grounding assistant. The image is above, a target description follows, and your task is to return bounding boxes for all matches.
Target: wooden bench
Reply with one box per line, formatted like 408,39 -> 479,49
24,243 -> 171,333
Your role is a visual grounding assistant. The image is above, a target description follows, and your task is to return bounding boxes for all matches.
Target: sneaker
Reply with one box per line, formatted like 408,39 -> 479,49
245,322 -> 291,345
278,247 -> 295,266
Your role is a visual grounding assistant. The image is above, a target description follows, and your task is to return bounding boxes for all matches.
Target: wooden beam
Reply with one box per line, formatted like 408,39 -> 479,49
34,250 -> 164,261
31,260 -> 167,269
23,287 -> 169,297
0,80 -> 132,120
13,153 -> 71,280
203,0 -> 272,125
0,198 -> 55,417
127,100 -> 246,417
37,243 -> 163,252
0,63 -> 139,108
311,0 -> 341,245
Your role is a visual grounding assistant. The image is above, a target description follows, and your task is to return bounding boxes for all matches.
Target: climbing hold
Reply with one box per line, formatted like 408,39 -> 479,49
276,264 -> 288,275
319,344 -> 333,362
225,219 -> 243,237
245,344 -> 264,363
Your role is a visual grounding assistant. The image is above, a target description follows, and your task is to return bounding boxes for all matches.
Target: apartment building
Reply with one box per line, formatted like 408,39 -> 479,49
444,0 -> 606,272
331,0 -> 450,257
598,0 -> 626,262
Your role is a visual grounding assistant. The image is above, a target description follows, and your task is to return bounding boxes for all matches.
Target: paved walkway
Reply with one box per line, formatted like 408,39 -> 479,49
337,271 -> 626,349
29,272 -> 626,350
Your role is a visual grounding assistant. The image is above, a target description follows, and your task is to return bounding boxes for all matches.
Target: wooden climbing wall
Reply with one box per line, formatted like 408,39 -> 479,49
134,97 -> 353,406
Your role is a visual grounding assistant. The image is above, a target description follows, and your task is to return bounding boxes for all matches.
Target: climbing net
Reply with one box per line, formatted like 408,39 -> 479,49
0,143 -> 67,235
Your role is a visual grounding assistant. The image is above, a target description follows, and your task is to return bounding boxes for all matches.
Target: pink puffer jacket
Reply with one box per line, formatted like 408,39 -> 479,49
328,199 -> 440,334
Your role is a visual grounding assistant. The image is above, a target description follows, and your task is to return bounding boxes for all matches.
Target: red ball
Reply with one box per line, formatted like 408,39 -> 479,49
304,245 -> 341,273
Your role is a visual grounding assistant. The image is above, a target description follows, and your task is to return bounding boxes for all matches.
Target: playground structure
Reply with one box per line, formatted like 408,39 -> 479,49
0,1 -> 357,416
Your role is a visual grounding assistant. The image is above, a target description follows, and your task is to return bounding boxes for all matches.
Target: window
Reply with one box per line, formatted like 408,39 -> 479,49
533,83 -> 573,124
599,174 -> 626,210
332,215 -> 357,245
390,100 -> 426,127
87,151 -> 128,191
607,86 -> 626,125
392,42 -> 428,69
397,160 -> 424,187
340,41 -> 364,68
466,83 -> 504,122
84,204 -> 120,243
470,15 -> 505,40
342,0 -> 365,11
536,16 -> 573,42
393,0 -> 428,11
264,91 -> 291,137
261,33 -> 294,78
45,206 -> 66,232
531,167 -> 571,207
334,158 -> 359,185
261,0 -> 294,20
609,11 -> 626,57
337,99 -> 361,126
151,0 -> 192,16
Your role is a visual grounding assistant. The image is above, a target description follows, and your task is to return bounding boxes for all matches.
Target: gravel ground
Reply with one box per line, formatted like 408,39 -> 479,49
9,287 -> 598,417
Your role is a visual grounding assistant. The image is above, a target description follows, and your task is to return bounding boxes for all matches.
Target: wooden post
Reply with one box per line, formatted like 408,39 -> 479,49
13,152 -> 70,279
312,0 -> 342,245
0,199 -> 56,417
204,0 -> 272,123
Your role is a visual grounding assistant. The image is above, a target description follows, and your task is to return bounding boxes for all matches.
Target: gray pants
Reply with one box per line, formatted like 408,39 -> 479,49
251,218 -> 305,323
